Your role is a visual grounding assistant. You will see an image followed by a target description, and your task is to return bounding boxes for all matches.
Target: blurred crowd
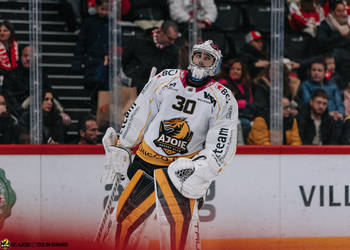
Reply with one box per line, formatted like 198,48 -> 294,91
0,0 -> 350,145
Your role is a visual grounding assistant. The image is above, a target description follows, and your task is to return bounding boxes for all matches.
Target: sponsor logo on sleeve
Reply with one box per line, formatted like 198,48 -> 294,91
226,105 -> 233,119
121,102 -> 137,129
153,118 -> 193,155
216,84 -> 231,104
120,103 -> 140,139
213,128 -> 229,158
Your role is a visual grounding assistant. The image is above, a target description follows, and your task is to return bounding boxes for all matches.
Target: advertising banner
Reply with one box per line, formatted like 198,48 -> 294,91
1,145 -> 350,249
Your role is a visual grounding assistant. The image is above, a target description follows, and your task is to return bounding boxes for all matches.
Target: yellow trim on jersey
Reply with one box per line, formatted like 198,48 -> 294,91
153,76 -> 180,94
136,140 -> 199,166
209,86 -> 221,120
136,111 -> 152,143
225,148 -> 237,167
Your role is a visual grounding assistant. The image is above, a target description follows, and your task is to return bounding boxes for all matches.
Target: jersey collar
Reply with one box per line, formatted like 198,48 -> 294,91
180,70 -> 217,92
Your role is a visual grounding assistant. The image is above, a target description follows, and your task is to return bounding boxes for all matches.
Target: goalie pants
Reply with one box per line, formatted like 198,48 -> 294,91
127,155 -> 163,179
115,156 -> 201,250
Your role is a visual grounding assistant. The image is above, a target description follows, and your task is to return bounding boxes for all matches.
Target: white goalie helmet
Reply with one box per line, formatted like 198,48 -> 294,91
188,40 -> 222,81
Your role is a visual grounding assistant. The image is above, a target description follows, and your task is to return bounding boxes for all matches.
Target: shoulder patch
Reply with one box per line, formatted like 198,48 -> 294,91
162,69 -> 179,76
216,84 -> 232,104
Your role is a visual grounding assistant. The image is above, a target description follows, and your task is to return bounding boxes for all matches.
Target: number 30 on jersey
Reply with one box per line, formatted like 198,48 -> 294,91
172,95 -> 197,114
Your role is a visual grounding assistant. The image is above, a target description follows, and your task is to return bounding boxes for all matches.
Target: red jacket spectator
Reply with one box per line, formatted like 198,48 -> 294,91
288,0 -> 329,37
0,21 -> 18,71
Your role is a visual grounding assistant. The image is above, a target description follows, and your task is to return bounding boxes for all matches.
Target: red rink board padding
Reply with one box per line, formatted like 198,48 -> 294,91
0,144 -> 106,155
200,237 -> 350,250
0,145 -> 350,155
3,235 -> 350,250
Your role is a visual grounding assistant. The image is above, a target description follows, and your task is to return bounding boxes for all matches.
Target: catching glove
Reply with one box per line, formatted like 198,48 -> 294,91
168,149 -> 222,199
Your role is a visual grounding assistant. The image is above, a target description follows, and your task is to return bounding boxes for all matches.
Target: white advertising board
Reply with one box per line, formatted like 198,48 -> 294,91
1,152 -> 350,241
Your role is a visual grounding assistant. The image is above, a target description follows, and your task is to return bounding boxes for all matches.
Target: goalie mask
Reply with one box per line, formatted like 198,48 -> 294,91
188,40 -> 222,82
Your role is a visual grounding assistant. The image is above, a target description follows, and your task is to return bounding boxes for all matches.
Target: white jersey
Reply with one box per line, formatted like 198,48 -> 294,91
119,69 -> 238,167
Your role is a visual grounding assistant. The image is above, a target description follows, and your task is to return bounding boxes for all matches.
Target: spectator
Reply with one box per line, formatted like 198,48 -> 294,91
0,91 -> 19,144
239,31 -> 270,79
77,115 -> 99,144
128,0 -> 168,30
168,0 -> 218,31
67,0 -> 82,25
216,58 -> 255,142
87,0 -> 97,13
2,46 -> 30,109
247,97 -> 302,145
122,20 -> 179,95
316,0 -> 350,83
72,0 -> 109,114
252,67 -> 271,118
344,81 -> 350,116
339,115 -> 350,144
346,0 -> 350,17
284,60 -> 301,116
3,46 -> 71,125
324,53 -> 346,91
288,0 -> 328,37
58,0 -> 81,33
19,90 -> 66,144
300,59 -> 344,120
297,89 -> 338,145
0,20 -> 18,82
252,65 -> 293,118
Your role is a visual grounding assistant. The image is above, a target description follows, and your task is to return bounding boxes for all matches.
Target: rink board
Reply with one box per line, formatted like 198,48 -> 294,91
1,145 -> 350,249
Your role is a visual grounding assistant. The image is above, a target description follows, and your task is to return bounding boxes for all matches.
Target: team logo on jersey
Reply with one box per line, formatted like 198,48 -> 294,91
154,118 -> 193,155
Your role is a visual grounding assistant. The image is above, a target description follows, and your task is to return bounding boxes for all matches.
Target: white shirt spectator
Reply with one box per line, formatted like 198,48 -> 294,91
168,0 -> 217,28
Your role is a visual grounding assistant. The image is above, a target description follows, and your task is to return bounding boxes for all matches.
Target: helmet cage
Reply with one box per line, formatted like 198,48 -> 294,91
188,40 -> 222,79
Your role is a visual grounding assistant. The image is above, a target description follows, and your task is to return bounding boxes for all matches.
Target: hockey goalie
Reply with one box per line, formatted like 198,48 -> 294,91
99,40 -> 238,250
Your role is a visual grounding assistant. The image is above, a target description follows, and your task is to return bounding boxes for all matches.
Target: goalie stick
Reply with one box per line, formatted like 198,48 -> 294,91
95,145 -> 131,243
95,172 -> 122,243
149,66 -> 157,82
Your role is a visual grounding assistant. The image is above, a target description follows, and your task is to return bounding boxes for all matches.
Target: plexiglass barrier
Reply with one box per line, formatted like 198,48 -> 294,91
29,0 -> 42,144
21,0 -> 283,144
